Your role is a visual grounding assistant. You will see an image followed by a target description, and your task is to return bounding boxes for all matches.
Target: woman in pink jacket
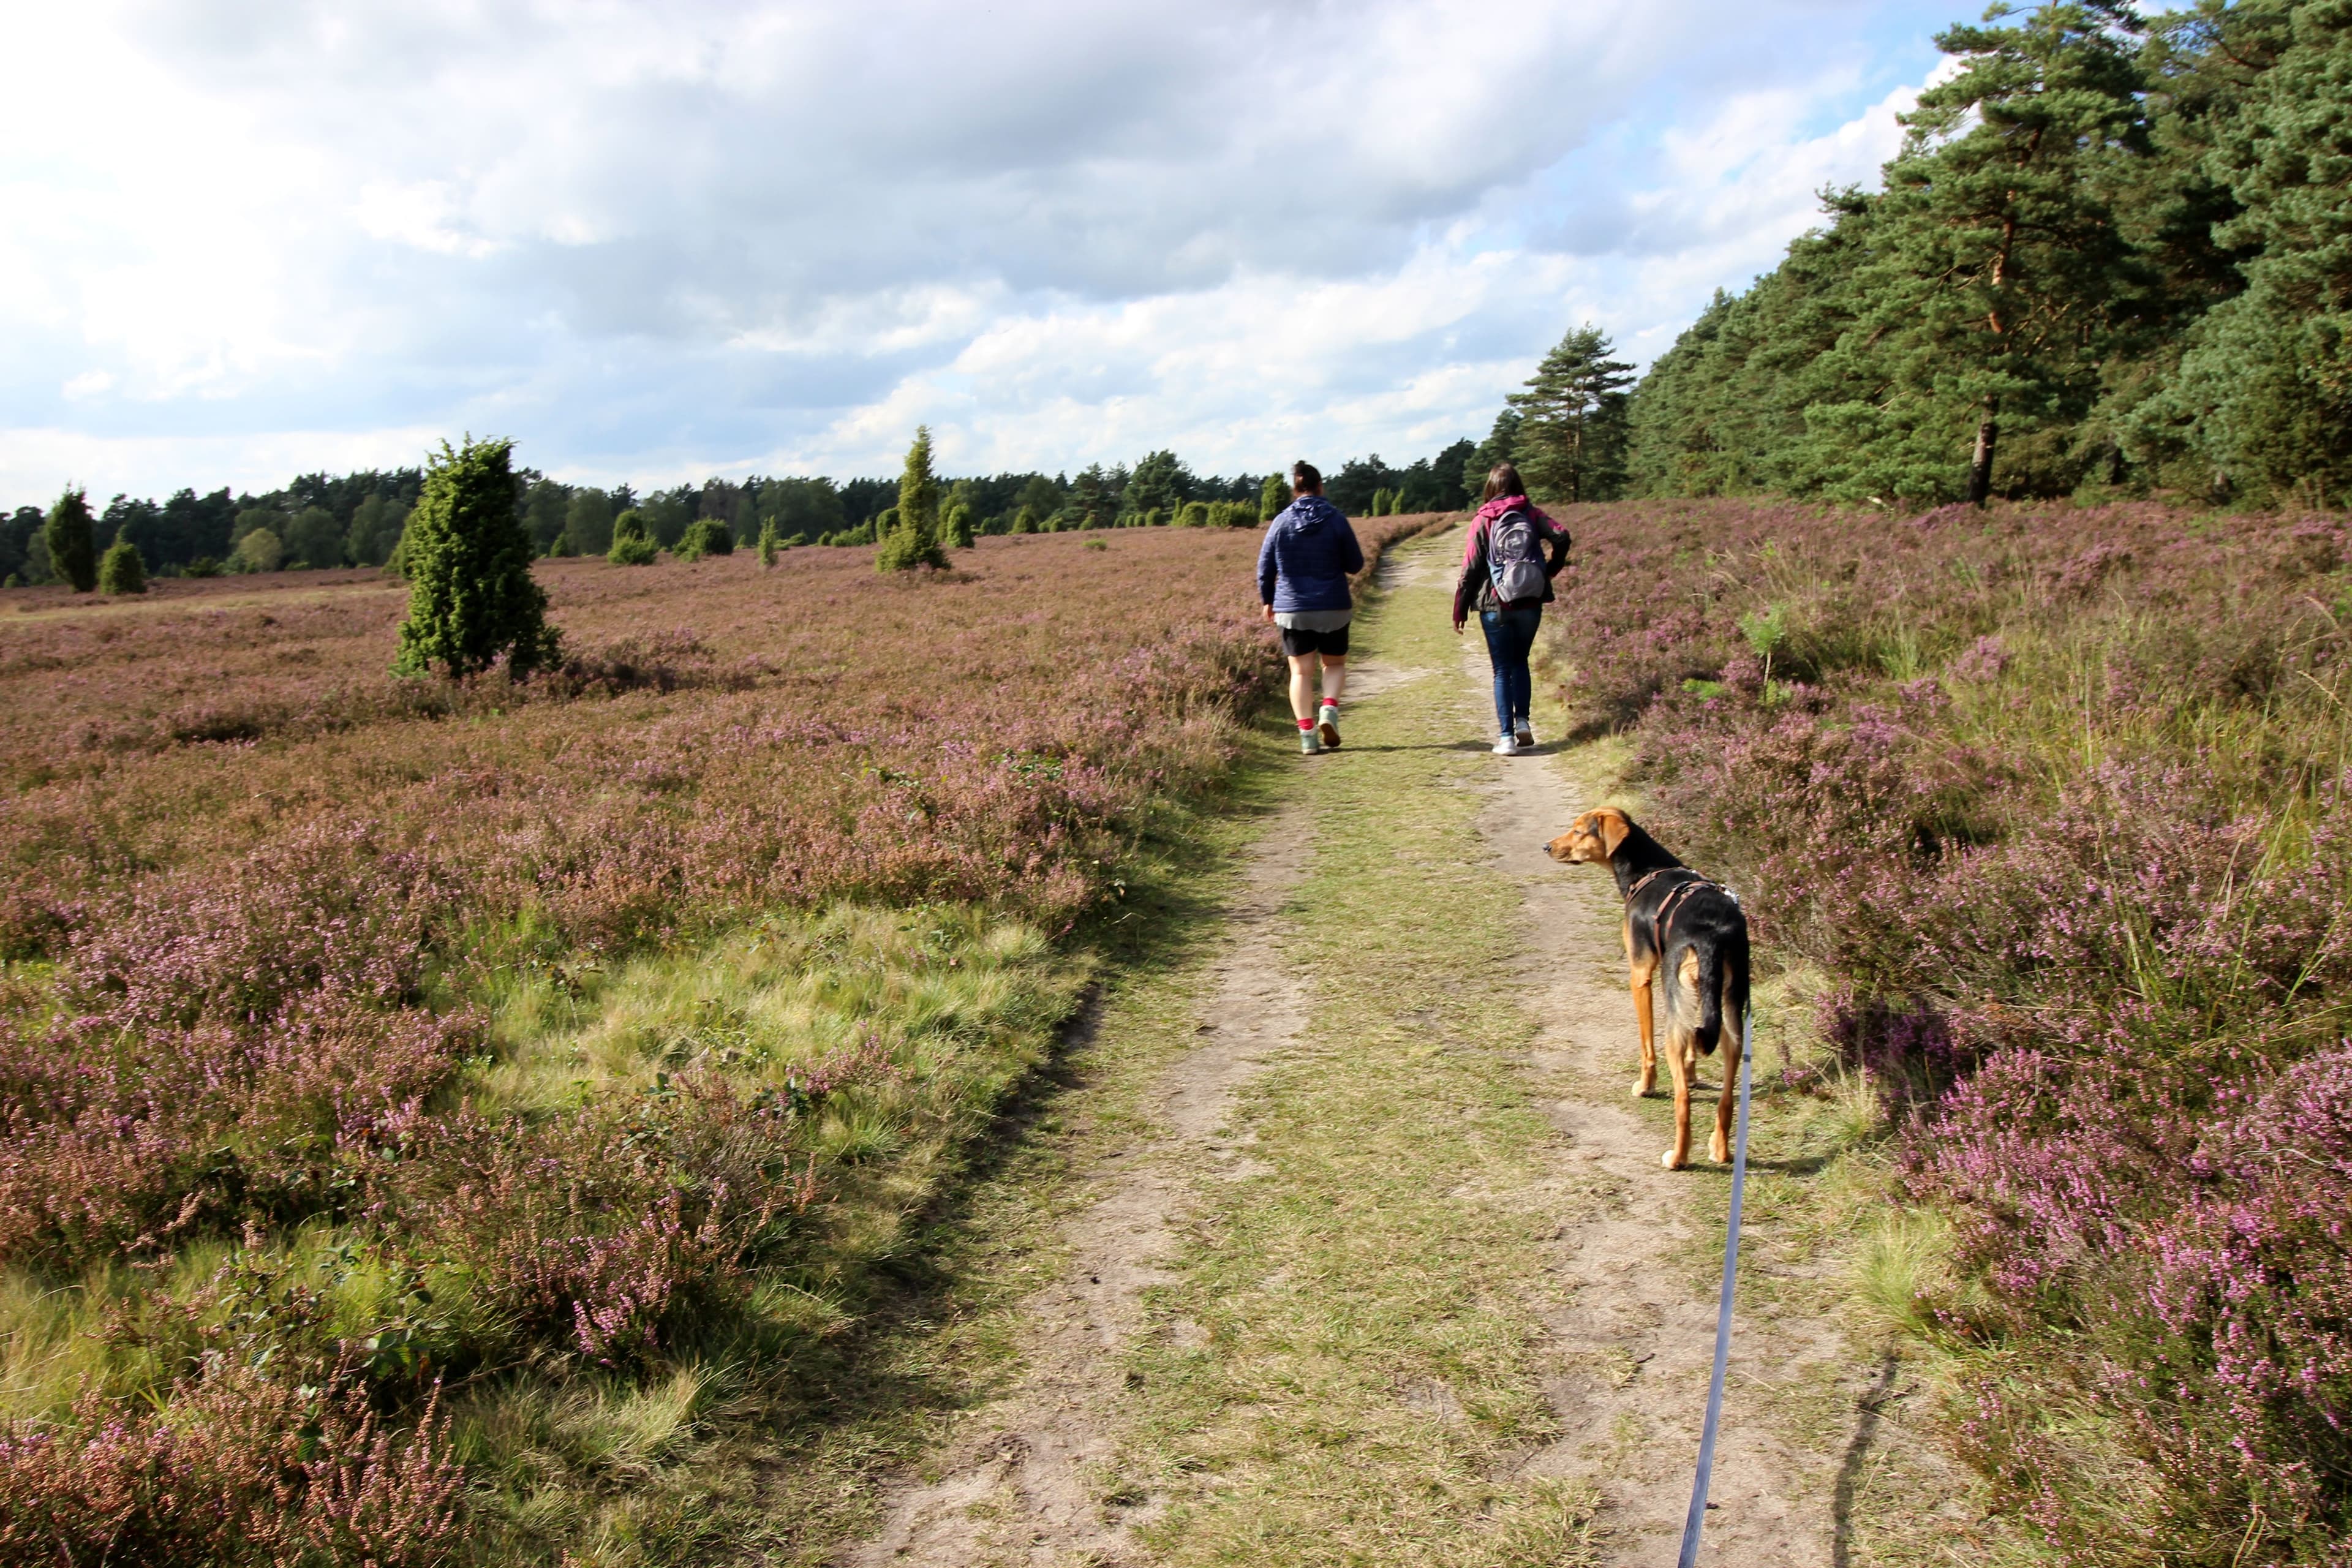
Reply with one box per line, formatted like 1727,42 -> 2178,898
1451,462 -> 1570,755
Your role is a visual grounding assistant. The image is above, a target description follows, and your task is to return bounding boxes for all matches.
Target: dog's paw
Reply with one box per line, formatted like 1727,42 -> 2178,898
1709,1136 -> 1730,1164
1630,1080 -> 1652,1099
1660,1150 -> 1684,1170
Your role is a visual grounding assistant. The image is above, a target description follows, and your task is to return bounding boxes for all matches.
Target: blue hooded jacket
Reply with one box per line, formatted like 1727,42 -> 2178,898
1256,497 -> 1365,614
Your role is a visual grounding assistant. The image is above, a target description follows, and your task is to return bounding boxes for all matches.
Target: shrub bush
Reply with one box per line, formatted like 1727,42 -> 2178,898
607,509 -> 658,566
676,518 -> 733,561
97,533 -> 146,595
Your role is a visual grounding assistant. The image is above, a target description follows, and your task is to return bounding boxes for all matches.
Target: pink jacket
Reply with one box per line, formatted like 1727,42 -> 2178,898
1453,495 -> 1570,624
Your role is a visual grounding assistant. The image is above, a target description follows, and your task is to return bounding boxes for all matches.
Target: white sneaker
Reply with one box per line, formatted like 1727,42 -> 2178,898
1513,721 -> 1534,749
1492,734 -> 1521,756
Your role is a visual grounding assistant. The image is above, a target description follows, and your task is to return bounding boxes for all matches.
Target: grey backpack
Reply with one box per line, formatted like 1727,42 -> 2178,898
1488,511 -> 1548,603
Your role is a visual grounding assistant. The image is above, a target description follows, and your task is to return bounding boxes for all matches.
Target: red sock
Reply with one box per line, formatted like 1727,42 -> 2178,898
1319,696 -> 1338,708
1298,718 -> 1316,731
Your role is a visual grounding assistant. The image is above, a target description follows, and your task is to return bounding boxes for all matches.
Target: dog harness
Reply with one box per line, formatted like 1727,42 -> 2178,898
1626,866 -> 1713,954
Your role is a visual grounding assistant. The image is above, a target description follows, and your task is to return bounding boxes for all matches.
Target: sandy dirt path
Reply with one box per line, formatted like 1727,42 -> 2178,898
844,532 -> 1930,1567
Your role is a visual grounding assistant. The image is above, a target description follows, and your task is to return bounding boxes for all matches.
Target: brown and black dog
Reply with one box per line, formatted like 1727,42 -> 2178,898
1547,807 -> 1751,1170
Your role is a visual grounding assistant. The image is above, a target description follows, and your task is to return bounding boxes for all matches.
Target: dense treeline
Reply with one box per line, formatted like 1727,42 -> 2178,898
1618,0 -> 2352,508
2,439 -> 1479,586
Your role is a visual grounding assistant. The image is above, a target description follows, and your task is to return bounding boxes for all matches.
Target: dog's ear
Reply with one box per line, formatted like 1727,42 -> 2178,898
1594,808 -> 1631,858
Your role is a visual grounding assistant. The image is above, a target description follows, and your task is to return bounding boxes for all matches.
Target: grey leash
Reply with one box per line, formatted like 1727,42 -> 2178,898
1678,1003 -> 1755,1567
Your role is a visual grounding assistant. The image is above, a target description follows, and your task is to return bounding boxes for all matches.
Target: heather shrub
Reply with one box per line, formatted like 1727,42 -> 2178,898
0,521 -> 1466,1560
1544,497 -> 2352,1563
394,436 -> 560,678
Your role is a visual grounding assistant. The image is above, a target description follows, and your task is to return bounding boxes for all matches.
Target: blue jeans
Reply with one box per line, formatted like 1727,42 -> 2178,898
1480,606 -> 1542,735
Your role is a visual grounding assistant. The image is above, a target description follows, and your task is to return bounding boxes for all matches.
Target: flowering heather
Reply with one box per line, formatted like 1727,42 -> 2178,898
0,519 -> 1436,1560
1542,499 -> 2352,1564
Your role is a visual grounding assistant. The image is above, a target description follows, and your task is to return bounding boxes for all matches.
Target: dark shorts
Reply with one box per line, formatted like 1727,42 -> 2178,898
1279,624 -> 1350,658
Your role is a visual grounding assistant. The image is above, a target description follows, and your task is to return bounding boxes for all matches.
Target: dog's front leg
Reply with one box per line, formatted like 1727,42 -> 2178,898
1664,1039 -> 1694,1170
1626,924 -> 1657,1099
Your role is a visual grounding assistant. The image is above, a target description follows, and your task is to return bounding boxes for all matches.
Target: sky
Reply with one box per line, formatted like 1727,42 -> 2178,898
0,0 -> 1967,503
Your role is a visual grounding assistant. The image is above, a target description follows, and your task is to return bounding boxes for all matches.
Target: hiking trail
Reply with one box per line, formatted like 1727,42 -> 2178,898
840,527 -> 1958,1567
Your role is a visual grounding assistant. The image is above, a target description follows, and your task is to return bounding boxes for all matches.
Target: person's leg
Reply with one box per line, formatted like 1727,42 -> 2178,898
1478,612 -> 1513,737
1503,609 -> 1539,732
1287,654 -> 1319,724
1319,655 -> 1345,703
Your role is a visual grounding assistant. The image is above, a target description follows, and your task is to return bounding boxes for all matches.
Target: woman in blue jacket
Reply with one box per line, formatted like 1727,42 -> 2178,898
1257,461 -> 1364,755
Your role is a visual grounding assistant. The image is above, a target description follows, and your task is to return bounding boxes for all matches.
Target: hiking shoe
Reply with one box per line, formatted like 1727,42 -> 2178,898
1492,733 -> 1521,756
1317,704 -> 1341,750
1513,720 -> 1534,749
1300,728 -> 1325,755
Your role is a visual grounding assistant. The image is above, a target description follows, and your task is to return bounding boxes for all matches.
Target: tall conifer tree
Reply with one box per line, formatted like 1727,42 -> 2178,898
1507,326 -> 1634,502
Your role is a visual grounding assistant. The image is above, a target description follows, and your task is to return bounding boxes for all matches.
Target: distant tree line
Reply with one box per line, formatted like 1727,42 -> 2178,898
4,437 -> 1483,586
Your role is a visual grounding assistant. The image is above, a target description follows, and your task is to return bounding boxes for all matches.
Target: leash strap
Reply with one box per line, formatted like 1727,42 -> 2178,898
1678,1003 -> 1754,1567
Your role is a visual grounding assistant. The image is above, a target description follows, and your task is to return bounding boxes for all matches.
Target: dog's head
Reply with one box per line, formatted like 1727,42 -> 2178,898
1547,807 -> 1630,865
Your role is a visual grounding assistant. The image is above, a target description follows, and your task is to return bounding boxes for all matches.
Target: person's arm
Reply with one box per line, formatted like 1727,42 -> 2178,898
1337,518 -> 1365,578
1257,525 -> 1278,608
1452,521 -> 1486,627
1529,505 -> 1572,578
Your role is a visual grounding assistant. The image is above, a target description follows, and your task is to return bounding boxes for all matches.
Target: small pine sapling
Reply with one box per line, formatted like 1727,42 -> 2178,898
393,435 -> 562,677
758,518 -> 781,567
97,530 -> 146,595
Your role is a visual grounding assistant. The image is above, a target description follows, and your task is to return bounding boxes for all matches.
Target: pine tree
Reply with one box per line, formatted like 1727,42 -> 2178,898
2153,0 -> 2352,504
1464,411 -> 1524,499
1508,325 -> 1635,502
44,488 -> 97,593
393,436 -> 560,677
608,508 -> 658,565
1879,2 -> 2154,504
97,530 -> 146,595
758,518 -> 781,567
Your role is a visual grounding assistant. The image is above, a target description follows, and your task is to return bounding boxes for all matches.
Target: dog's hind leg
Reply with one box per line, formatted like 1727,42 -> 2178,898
1624,918 -> 1657,1098
1663,948 -> 1698,1169
1709,968 -> 1741,1164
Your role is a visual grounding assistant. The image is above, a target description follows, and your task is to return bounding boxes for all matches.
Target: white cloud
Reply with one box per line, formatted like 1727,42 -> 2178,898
0,0 -> 1958,500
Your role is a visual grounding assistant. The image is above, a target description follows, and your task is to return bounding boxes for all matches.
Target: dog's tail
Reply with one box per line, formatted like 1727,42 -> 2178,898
1689,941 -> 1725,1057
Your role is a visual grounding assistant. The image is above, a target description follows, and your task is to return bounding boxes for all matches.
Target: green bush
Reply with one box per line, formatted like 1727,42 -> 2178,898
943,499 -> 976,549
1258,473 -> 1288,521
758,519 -> 782,567
1013,507 -> 1038,535
393,435 -> 561,677
44,488 -> 96,593
97,533 -> 146,595
876,517 -> 948,573
608,509 -> 659,565
1176,501 -> 1210,529
676,518 -> 734,560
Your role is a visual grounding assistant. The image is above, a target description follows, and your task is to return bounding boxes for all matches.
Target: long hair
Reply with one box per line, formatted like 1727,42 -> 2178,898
1480,461 -> 1526,503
